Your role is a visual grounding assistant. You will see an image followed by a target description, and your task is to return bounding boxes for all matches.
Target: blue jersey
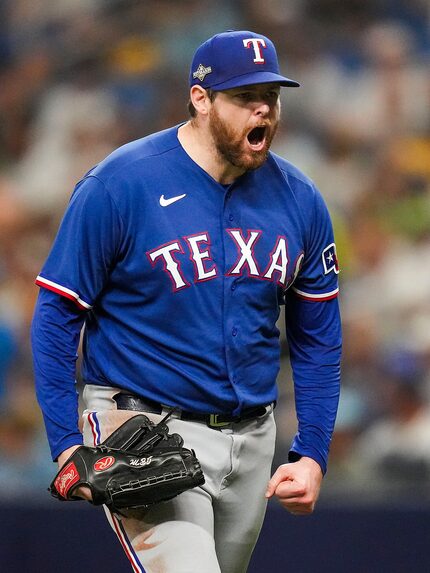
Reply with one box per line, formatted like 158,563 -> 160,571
32,125 -> 341,470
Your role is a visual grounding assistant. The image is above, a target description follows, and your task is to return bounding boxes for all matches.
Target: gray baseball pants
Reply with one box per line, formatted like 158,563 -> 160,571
82,384 -> 276,573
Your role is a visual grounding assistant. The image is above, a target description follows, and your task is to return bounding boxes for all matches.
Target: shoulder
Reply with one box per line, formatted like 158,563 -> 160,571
85,125 -> 182,186
266,152 -> 323,214
268,152 -> 316,193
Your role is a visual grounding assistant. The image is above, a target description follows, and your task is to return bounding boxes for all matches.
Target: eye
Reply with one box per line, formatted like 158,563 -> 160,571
236,92 -> 252,101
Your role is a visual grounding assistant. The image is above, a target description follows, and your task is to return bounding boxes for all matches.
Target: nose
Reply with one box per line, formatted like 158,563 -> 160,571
255,101 -> 270,117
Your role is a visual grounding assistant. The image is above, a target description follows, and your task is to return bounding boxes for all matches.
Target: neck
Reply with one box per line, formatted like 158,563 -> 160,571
178,120 -> 246,184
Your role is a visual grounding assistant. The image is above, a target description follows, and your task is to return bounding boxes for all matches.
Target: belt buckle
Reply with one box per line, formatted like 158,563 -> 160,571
208,414 -> 231,428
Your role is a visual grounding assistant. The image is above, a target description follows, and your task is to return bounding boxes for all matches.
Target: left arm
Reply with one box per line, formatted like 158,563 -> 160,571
266,295 -> 341,514
266,183 -> 342,514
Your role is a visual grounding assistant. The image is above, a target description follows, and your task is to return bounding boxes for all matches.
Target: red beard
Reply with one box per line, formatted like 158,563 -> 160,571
208,106 -> 278,172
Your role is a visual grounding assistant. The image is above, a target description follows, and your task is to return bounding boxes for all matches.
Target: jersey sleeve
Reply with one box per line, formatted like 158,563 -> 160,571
35,175 -> 124,310
31,288 -> 86,460
284,295 -> 341,474
285,186 -> 341,474
291,186 -> 339,302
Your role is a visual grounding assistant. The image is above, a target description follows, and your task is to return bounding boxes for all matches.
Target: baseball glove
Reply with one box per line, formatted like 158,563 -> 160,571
49,412 -> 205,513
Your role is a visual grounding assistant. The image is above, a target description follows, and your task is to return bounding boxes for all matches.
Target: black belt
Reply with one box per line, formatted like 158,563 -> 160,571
113,393 -> 269,429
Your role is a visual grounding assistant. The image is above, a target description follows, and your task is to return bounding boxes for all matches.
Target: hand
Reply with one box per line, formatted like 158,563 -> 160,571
57,445 -> 93,501
265,456 -> 323,515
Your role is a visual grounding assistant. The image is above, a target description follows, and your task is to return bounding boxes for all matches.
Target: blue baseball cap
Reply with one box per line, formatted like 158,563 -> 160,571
189,30 -> 300,91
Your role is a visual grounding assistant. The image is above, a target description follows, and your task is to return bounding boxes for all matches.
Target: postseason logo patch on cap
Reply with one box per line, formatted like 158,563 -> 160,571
193,64 -> 212,82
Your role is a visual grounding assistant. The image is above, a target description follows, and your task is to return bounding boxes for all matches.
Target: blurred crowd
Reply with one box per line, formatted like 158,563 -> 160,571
0,0 -> 429,503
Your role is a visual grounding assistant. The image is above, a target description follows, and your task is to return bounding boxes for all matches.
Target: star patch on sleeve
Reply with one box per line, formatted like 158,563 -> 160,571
322,243 -> 339,275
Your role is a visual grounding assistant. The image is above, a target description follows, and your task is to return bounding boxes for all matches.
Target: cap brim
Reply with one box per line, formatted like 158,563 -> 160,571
210,71 -> 300,91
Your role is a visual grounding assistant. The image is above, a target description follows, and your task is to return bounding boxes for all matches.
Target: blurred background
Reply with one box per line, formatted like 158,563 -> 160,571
0,0 -> 429,571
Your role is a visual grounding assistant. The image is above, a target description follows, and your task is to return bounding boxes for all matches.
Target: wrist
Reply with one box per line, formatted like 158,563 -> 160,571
289,448 -> 326,475
296,456 -> 323,476
57,444 -> 82,468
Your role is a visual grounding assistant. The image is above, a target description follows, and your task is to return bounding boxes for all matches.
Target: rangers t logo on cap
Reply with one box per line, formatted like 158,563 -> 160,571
242,37 -> 267,63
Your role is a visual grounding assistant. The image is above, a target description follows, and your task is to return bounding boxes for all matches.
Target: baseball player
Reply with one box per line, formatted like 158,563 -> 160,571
31,30 -> 341,573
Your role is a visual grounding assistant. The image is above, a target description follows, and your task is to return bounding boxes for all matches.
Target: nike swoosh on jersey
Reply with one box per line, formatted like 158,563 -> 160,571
159,193 -> 187,207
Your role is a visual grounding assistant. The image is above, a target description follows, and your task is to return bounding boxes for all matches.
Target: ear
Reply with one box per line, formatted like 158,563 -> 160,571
190,86 -> 212,116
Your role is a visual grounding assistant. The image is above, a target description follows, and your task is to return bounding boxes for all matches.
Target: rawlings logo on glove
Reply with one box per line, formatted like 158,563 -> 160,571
49,413 -> 205,513
94,456 -> 115,471
54,462 -> 80,498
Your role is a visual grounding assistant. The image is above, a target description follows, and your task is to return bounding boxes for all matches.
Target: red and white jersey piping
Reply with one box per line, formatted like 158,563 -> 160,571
292,286 -> 339,302
35,275 -> 92,310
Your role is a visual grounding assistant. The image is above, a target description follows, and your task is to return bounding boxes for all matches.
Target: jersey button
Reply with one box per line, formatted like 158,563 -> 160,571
231,282 -> 236,291
232,327 -> 238,337
228,213 -> 234,222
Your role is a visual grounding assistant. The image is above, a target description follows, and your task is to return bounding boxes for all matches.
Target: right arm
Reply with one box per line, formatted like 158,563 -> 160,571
31,177 -> 123,501
31,288 -> 92,500
31,176 -> 123,459
31,288 -> 86,461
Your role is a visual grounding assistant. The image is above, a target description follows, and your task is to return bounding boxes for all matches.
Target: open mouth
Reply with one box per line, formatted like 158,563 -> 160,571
247,126 -> 267,150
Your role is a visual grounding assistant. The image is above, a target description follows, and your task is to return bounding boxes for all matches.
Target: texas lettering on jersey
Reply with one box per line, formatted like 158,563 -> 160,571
147,229 -> 296,292
146,229 -> 326,292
